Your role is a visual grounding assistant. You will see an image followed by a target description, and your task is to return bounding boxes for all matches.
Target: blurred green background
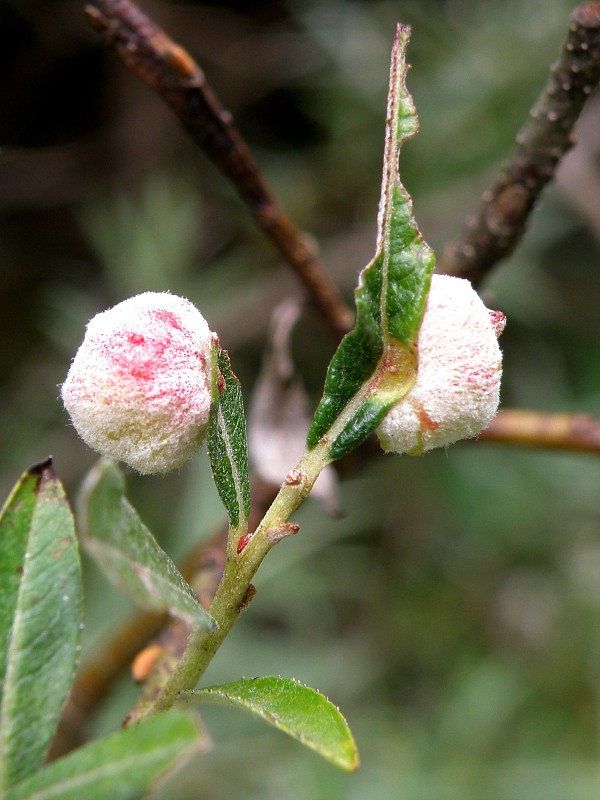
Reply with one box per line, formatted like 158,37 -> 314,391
3,0 -> 600,797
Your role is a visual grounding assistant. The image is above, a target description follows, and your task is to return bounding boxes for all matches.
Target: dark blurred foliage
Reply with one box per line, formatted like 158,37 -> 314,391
3,1 -> 600,798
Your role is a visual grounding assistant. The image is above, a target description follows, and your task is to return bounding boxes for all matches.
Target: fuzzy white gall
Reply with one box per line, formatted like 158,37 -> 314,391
377,274 -> 504,455
61,292 -> 216,474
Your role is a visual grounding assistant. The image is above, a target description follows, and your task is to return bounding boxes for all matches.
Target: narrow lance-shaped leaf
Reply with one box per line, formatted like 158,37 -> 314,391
307,24 -> 435,460
3,710 -> 202,800
185,676 -> 359,772
208,348 -> 250,531
0,459 -> 82,791
79,459 -> 216,633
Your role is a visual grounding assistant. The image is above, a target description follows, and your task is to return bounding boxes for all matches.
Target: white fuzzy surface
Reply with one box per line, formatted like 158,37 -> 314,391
61,292 -> 215,474
377,274 -> 504,455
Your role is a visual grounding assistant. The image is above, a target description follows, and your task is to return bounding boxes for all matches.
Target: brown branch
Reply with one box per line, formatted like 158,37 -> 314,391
479,409 -> 600,453
439,1 -> 600,286
84,0 -> 353,339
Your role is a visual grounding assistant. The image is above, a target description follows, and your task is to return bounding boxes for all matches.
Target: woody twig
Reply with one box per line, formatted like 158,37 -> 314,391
480,409 -> 600,453
85,0 -> 353,338
439,1 -> 600,286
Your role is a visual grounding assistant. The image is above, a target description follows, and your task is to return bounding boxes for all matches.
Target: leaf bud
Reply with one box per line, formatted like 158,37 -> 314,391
61,292 -> 216,474
377,274 -> 504,454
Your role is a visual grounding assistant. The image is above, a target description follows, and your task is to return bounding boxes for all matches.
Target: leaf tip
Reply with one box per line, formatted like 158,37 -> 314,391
395,21 -> 411,39
392,22 -> 412,59
27,456 -> 56,491
345,753 -> 361,773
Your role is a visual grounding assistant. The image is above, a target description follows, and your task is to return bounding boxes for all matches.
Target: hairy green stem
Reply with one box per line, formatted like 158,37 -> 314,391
141,440 -> 330,718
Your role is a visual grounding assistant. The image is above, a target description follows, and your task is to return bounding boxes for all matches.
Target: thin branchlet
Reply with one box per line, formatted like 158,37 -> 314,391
439,1 -> 600,285
85,0 -> 353,339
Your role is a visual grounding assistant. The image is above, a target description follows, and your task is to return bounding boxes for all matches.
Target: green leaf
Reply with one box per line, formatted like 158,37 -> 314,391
79,459 -> 216,633
186,676 -> 359,772
0,459 -> 82,791
208,348 -> 250,531
3,710 -> 201,800
307,25 -> 435,458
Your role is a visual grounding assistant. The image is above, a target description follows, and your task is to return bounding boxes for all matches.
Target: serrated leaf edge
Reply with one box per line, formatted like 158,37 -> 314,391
0,463 -> 82,792
184,676 -> 359,772
208,349 -> 250,537
307,25 -> 434,458
83,536 -> 213,631
80,460 -> 216,634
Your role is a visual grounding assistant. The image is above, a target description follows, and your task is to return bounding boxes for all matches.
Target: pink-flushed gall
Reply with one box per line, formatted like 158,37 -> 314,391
377,274 -> 504,455
61,292 -> 216,474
